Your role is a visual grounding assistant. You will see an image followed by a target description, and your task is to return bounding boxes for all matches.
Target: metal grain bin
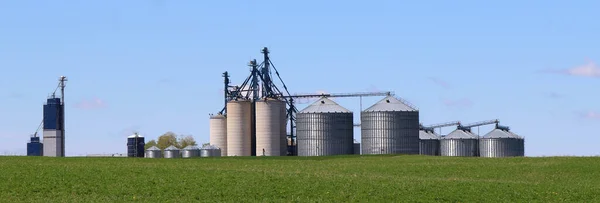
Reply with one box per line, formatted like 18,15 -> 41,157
361,96 -> 420,155
440,129 -> 479,157
297,97 -> 354,156
200,145 -> 222,157
182,145 -> 200,158
164,145 -> 180,158
127,133 -> 145,158
479,128 -> 524,157
226,100 -> 252,156
419,130 -> 440,156
209,114 -> 227,156
145,146 -> 162,158
256,98 -> 286,156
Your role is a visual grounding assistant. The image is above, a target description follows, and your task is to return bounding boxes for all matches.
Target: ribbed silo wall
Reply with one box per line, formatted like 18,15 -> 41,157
226,100 -> 252,156
296,112 -> 354,156
200,149 -> 222,157
419,139 -> 440,156
164,150 -> 180,158
256,99 -> 286,156
209,115 -> 227,156
480,138 -> 524,157
145,150 -> 162,158
127,137 -> 145,157
440,139 -> 479,157
43,130 -> 62,157
360,111 -> 420,155
353,143 -> 361,155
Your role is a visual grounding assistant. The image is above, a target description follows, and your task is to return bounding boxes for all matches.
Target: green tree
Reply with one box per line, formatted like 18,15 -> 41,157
145,140 -> 157,150
202,142 -> 210,147
157,132 -> 178,150
177,135 -> 197,148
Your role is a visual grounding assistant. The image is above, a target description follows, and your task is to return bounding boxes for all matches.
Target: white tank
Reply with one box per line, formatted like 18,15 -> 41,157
209,114 -> 227,156
227,100 -> 252,156
255,99 -> 286,156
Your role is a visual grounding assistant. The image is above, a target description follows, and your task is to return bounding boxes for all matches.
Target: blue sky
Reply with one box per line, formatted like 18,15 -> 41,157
1,1 -> 599,156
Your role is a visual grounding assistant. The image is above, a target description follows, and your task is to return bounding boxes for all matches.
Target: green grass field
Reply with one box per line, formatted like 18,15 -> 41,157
1,155 -> 599,202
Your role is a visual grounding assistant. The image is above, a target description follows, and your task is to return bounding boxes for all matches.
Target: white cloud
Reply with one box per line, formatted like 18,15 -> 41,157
74,97 -> 107,110
542,61 -> 600,78
580,111 -> 600,120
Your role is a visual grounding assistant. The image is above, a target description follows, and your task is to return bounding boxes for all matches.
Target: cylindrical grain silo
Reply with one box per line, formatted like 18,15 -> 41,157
419,130 -> 440,156
226,100 -> 252,156
361,96 -> 420,155
164,145 -> 180,158
297,97 -> 354,156
145,146 -> 162,158
479,128 -> 525,157
353,142 -> 361,155
200,145 -> 222,157
182,145 -> 200,158
440,129 -> 479,157
255,98 -> 286,156
209,114 -> 227,156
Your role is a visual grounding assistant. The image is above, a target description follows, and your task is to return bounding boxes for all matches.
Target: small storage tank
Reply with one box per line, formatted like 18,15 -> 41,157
127,133 -> 145,158
227,100 -> 252,156
479,128 -> 525,157
353,141 -> 361,155
297,97 -> 354,156
361,96 -> 420,155
182,145 -> 200,158
145,146 -> 162,158
440,129 -> 479,157
209,114 -> 227,156
419,130 -> 440,156
27,136 -> 44,156
200,145 -> 222,157
164,145 -> 180,158
256,98 -> 286,156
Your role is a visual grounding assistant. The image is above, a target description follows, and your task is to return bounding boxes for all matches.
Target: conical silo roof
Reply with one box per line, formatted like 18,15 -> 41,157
165,145 -> 179,150
364,96 -> 416,112
442,129 -> 478,139
201,145 -> 220,150
483,129 -> 521,139
128,133 -> 144,138
146,146 -> 161,151
299,97 -> 351,113
419,130 -> 440,140
183,145 -> 199,150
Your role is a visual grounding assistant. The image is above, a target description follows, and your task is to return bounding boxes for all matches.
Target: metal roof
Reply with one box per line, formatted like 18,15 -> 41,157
201,145 -> 220,150
146,146 -> 161,151
364,96 -> 417,112
127,133 -> 144,138
441,129 -> 478,139
183,145 -> 199,150
299,97 -> 351,113
419,130 -> 440,140
165,145 -> 179,150
483,129 -> 521,139
210,114 -> 226,119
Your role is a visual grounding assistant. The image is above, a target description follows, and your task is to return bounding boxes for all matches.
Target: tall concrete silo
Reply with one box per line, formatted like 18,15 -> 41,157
280,104 -> 288,156
297,97 -> 354,156
209,114 -> 227,156
255,98 -> 286,156
226,100 -> 252,156
479,127 -> 525,157
419,130 -> 440,156
361,96 -> 420,155
440,129 -> 479,157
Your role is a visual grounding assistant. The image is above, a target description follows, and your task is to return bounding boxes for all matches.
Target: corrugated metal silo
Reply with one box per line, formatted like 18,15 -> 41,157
419,130 -> 440,156
164,146 -> 180,158
127,133 -> 145,157
226,100 -> 252,156
256,98 -> 286,156
209,114 -> 227,156
27,136 -> 43,156
440,129 -> 479,157
200,145 -> 222,157
182,145 -> 200,158
361,96 -> 420,155
296,97 -> 354,156
479,128 -> 525,157
145,146 -> 162,158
